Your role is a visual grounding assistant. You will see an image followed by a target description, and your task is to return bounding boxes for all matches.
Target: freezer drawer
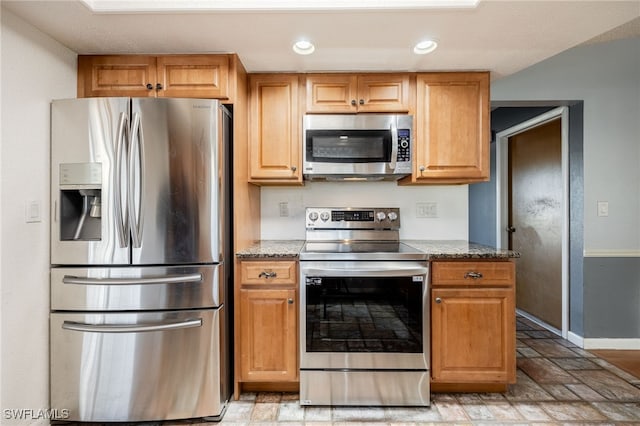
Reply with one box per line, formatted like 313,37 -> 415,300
50,308 -> 226,422
51,265 -> 223,311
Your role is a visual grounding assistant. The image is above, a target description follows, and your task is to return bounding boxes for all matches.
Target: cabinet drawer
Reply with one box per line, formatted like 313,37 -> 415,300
431,261 -> 514,286
240,261 -> 297,285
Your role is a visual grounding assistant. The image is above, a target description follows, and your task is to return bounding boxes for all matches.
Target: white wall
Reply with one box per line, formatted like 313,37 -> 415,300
492,38 -> 640,254
1,9 -> 76,425
261,182 -> 469,240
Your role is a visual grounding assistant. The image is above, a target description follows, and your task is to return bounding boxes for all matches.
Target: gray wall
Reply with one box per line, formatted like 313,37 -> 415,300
483,37 -> 640,340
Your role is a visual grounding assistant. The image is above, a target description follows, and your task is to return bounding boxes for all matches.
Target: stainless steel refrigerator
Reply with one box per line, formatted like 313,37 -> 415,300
49,97 -> 232,422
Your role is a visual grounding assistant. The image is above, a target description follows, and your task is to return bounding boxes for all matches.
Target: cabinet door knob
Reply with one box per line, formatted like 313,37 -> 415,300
146,83 -> 153,90
351,99 -> 357,106
419,165 -> 425,172
290,166 -> 297,172
359,99 -> 365,105
464,271 -> 483,279
507,226 -> 516,233
258,271 -> 277,279
156,83 -> 163,90
287,298 -> 294,304
435,297 -> 442,304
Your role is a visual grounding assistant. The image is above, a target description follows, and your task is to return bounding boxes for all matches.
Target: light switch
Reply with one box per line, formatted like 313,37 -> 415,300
597,201 -> 609,217
25,200 -> 42,223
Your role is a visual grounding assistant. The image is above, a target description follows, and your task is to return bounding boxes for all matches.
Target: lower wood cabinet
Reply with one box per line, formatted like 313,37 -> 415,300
431,260 -> 516,391
239,287 -> 297,382
235,259 -> 298,395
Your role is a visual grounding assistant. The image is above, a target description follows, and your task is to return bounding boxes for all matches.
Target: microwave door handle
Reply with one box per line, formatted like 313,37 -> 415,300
389,121 -> 398,170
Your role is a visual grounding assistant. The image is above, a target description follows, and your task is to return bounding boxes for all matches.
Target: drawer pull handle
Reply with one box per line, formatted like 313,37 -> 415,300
258,271 -> 277,279
464,271 -> 483,279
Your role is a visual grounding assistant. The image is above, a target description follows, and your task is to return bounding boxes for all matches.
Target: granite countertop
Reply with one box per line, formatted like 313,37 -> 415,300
235,240 -> 305,258
236,239 -> 519,259
403,240 -> 520,259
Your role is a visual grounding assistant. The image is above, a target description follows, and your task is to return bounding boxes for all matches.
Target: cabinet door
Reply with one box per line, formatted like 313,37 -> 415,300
77,55 -> 157,98
156,55 -> 229,99
248,74 -> 302,183
357,74 -> 411,113
431,287 -> 515,383
413,72 -> 489,182
239,288 -> 298,382
306,74 -> 358,113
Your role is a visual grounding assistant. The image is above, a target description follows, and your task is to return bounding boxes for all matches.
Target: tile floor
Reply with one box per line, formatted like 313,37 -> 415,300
220,316 -> 640,425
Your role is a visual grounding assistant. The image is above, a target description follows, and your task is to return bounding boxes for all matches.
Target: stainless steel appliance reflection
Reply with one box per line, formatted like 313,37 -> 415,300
49,98 -> 233,422
299,207 -> 430,406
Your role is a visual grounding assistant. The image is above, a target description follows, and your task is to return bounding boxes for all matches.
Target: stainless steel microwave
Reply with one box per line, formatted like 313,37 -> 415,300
303,114 -> 413,180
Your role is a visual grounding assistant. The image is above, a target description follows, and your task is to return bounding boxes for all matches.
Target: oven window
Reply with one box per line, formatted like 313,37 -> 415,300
306,130 -> 391,163
305,276 -> 423,353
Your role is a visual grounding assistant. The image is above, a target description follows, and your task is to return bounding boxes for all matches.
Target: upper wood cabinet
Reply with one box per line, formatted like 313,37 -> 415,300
404,72 -> 490,184
77,55 -> 230,99
305,73 -> 411,113
248,74 -> 302,184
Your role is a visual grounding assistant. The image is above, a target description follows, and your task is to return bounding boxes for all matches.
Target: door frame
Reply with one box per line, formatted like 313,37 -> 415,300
495,106 -> 569,338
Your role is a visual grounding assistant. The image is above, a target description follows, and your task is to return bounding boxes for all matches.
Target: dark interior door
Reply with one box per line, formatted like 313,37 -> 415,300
509,118 -> 563,330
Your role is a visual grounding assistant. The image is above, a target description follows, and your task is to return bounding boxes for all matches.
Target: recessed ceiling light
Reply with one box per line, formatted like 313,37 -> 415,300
293,40 -> 315,55
413,40 -> 438,55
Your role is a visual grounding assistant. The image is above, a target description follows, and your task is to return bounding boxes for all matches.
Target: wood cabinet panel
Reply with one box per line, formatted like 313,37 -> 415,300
78,55 -> 157,98
78,54 -> 230,99
306,73 -> 410,113
356,74 -> 411,113
248,74 -> 302,183
432,261 -> 515,287
306,74 -> 358,113
239,288 -> 298,382
156,55 -> 229,98
409,72 -> 489,183
431,287 -> 516,383
240,260 -> 297,285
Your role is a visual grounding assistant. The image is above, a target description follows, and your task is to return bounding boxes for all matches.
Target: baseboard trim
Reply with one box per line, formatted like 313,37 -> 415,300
567,331 -> 584,348
583,338 -> 640,350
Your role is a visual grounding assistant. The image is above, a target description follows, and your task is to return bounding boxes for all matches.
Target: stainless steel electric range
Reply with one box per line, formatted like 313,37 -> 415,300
299,207 -> 430,406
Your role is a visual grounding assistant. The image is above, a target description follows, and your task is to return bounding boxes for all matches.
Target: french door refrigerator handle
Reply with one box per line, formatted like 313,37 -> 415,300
115,111 -> 129,248
61,318 -> 203,333
62,273 -> 203,286
389,120 -> 398,170
129,111 -> 144,248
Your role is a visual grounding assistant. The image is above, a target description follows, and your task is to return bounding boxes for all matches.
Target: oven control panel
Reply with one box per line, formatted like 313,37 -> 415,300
306,207 -> 400,229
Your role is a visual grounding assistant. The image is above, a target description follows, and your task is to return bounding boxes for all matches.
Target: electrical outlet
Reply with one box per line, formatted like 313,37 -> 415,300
279,201 -> 289,217
416,202 -> 438,218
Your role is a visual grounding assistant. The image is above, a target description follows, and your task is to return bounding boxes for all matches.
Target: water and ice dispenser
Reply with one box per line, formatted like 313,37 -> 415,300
58,163 -> 102,241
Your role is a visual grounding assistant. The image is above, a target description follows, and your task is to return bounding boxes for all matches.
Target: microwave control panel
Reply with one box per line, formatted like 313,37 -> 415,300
397,129 -> 411,162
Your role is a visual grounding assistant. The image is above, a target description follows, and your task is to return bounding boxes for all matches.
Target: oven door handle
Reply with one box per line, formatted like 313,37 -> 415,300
302,266 -> 428,277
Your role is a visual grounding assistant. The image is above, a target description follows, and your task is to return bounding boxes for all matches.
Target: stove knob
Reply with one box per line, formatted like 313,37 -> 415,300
308,211 -> 319,222
388,212 -> 398,221
320,211 -> 330,222
376,211 -> 386,221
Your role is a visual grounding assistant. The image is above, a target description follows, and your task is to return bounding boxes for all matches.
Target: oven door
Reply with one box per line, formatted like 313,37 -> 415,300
300,261 -> 429,370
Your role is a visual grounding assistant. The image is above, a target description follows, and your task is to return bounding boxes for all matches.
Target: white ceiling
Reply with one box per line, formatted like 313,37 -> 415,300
2,0 -> 639,80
